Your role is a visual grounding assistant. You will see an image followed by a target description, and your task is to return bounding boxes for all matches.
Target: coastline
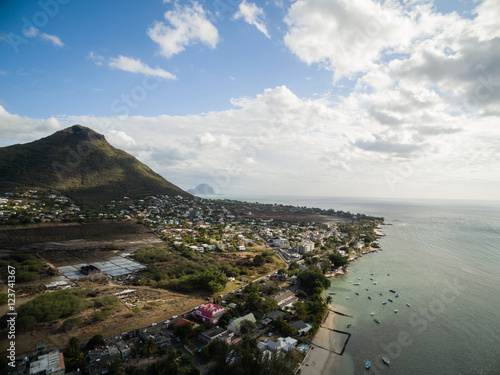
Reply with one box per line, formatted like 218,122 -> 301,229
300,307 -> 339,375
301,224 -> 384,373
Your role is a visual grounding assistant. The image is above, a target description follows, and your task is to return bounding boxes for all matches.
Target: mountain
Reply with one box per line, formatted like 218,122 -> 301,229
0,125 -> 190,205
187,183 -> 216,195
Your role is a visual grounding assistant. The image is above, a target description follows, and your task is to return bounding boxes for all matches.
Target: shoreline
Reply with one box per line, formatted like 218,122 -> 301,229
300,306 -> 339,375
301,224 -> 384,373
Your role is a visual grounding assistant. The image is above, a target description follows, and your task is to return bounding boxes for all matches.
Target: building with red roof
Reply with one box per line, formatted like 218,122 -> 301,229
192,303 -> 225,324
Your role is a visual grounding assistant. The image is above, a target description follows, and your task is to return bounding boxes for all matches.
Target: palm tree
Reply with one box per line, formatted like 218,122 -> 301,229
326,296 -> 333,305
144,337 -> 157,368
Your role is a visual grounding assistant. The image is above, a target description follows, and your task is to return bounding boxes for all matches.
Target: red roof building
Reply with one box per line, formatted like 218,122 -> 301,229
192,303 -> 225,324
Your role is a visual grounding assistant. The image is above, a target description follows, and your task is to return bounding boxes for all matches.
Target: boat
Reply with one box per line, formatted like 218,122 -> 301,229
366,288 -> 369,291
406,303 -> 411,307
395,293 -> 400,297
358,277 -> 361,280
382,301 -> 387,305
371,272 -> 374,275
374,318 -> 380,324
370,312 -> 375,316
365,361 -> 371,369
346,297 -> 350,299
382,357 -> 390,365
355,292 -> 359,296
368,296 -> 371,300
388,298 -> 393,302
389,289 -> 396,293
379,292 -> 383,295
347,324 -> 352,328
353,282 -> 360,285
370,277 -> 373,280
394,309 -> 398,313
374,281 -> 377,285
387,273 -> 390,276
329,292 -> 336,295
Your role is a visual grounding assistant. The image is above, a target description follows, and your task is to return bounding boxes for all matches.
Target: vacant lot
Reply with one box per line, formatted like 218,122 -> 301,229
0,220 -> 157,249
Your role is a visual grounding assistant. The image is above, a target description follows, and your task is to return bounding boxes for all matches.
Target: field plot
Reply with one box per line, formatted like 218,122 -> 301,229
41,250 -> 146,279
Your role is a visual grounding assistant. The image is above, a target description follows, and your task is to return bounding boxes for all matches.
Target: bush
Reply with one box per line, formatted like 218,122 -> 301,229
62,318 -> 83,332
18,290 -> 89,329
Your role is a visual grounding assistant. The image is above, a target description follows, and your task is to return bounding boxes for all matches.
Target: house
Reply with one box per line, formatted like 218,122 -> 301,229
273,290 -> 298,309
192,303 -> 225,324
198,326 -> 229,345
265,311 -> 285,321
290,320 -> 312,335
29,350 -> 65,375
227,313 -> 256,333
257,337 -> 297,353
273,238 -> 290,248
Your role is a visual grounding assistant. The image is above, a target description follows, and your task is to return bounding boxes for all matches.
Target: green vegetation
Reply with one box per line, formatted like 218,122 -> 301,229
0,253 -> 46,283
0,293 -> 8,305
0,125 -> 190,206
328,253 -> 349,267
134,246 -> 281,294
62,318 -> 83,332
204,337 -> 298,375
17,289 -> 90,332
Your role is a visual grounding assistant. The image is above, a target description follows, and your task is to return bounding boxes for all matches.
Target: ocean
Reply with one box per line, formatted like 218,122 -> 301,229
207,195 -> 500,375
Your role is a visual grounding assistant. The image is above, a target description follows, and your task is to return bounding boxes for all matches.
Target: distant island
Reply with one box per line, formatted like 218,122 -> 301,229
187,183 -> 217,195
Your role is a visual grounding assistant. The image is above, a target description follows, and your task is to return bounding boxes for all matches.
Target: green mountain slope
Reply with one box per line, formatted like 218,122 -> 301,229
0,125 -> 190,205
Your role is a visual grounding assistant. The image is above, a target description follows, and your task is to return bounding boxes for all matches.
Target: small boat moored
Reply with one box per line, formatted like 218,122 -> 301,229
374,318 -> 380,324
382,301 -> 387,305
370,312 -> 375,316
394,309 -> 398,313
368,296 -> 372,300
382,357 -> 390,365
388,298 -> 393,302
365,361 -> 371,369
389,289 -> 396,293
406,303 -> 411,307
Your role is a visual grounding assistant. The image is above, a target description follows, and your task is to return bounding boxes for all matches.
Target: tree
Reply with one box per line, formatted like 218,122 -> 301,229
144,337 -> 157,368
240,319 -> 256,335
253,254 -> 265,267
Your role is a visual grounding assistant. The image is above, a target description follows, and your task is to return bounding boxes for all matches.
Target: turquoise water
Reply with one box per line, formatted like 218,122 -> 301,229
209,195 -> 500,374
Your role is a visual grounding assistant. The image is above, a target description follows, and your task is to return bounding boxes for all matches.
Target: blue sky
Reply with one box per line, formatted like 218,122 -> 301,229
1,0 -> 499,200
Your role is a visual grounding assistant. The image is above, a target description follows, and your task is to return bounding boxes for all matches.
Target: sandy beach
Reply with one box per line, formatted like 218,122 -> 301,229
300,307 -> 345,375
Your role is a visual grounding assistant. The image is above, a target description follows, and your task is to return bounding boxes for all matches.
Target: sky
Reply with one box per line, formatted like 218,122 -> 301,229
0,0 -> 499,201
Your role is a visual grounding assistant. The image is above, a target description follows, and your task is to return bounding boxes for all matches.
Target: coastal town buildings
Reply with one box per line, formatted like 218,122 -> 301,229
192,303 -> 225,324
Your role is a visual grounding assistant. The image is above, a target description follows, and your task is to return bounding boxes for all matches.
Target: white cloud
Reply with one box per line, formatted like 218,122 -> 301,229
148,2 -> 218,58
23,27 -> 39,38
105,130 -> 137,149
233,1 -> 270,38
108,55 -> 176,80
283,0 -> 453,81
88,51 -> 105,66
21,27 -> 64,47
39,33 -> 64,47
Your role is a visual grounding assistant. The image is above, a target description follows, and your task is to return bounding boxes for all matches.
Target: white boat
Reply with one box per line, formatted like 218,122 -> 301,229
374,282 -> 377,285
370,312 -> 375,316
346,297 -> 350,299
353,282 -> 360,285
394,309 -> 398,313
382,357 -> 390,365
358,277 -> 361,280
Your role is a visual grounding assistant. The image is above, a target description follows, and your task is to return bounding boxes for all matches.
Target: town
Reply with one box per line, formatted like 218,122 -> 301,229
0,189 -> 384,375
